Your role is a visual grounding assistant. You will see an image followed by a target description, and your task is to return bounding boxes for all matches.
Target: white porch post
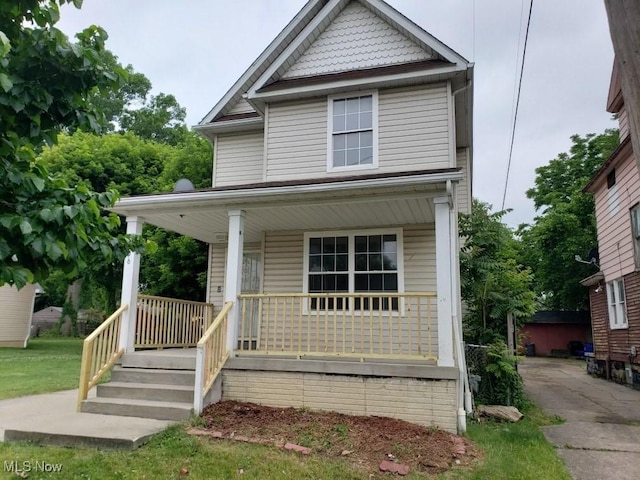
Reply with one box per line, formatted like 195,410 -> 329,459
434,197 -> 455,367
224,210 -> 245,354
118,216 -> 143,353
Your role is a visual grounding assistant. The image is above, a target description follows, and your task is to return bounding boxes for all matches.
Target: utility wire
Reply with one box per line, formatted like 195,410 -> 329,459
501,0 -> 534,210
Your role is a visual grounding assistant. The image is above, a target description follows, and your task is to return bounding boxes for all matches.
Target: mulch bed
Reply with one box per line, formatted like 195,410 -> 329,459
193,401 -> 480,477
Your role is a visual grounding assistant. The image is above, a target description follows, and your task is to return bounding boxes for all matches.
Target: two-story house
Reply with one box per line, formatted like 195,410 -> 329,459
77,0 -> 474,434
581,61 -> 640,387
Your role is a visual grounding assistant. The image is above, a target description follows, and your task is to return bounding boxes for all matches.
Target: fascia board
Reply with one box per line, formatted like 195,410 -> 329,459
248,64 -> 465,102
193,117 -> 264,135
112,171 -> 464,215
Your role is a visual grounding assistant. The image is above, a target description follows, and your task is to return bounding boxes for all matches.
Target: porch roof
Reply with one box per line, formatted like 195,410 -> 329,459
111,169 -> 462,243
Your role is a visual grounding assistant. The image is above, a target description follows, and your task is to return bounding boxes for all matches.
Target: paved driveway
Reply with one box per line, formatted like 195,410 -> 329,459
520,357 -> 640,480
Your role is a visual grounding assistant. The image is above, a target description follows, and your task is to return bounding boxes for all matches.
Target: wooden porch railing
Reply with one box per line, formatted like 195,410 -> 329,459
135,295 -> 214,349
77,304 -> 127,410
194,301 -> 232,413
237,293 -> 437,361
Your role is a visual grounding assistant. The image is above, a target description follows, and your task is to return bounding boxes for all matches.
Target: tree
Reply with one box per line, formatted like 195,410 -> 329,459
0,0 -> 143,288
518,130 -> 619,310
460,200 -> 536,344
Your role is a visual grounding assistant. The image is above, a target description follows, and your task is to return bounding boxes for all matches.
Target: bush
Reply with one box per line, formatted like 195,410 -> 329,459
475,342 -> 525,409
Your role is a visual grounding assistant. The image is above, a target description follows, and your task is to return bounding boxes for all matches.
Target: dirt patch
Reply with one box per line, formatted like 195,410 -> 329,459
197,401 -> 480,477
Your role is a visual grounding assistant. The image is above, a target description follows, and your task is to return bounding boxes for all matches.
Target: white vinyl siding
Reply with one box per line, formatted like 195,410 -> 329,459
227,98 -> 256,115
606,278 -> 627,329
266,99 -> 327,181
0,284 -> 36,348
378,84 -> 450,171
282,1 -> 431,79
214,131 -> 264,187
456,148 -> 472,214
208,244 -> 226,318
265,84 -> 451,182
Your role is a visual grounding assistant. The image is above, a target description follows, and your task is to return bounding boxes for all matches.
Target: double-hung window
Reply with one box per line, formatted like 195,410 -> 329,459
305,229 -> 402,310
606,278 -> 627,329
631,204 -> 640,269
328,93 -> 378,171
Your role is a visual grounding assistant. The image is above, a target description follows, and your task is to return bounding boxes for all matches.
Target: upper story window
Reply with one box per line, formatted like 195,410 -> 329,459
327,92 -> 378,172
607,169 -> 616,189
607,278 -> 627,329
631,204 -> 640,269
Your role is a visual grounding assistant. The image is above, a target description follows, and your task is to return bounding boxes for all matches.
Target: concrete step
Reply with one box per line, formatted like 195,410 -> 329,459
97,382 -> 194,403
120,350 -> 196,370
81,397 -> 192,422
111,366 -> 195,386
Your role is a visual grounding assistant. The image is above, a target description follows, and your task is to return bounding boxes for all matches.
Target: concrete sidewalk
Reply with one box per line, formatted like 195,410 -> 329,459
520,357 -> 640,480
0,389 -> 173,449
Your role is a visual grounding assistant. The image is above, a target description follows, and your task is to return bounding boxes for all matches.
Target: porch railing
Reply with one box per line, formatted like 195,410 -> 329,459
77,304 -> 127,410
135,295 -> 214,349
237,293 -> 437,361
194,301 -> 233,413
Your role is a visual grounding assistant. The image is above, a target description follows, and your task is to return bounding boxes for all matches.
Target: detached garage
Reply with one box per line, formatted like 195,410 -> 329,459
519,311 -> 591,357
0,284 -> 37,348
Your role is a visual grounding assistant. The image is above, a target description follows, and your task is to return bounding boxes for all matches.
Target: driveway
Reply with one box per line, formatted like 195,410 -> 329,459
520,357 -> 640,480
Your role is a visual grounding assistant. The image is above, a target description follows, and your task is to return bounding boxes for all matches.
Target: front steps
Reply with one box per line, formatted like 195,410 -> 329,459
80,349 -> 197,422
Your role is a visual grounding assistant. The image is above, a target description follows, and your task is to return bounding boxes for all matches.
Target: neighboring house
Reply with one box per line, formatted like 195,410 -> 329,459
31,306 -> 63,335
519,311 -> 591,357
581,61 -> 640,387
0,284 -> 38,348
79,0 -> 474,433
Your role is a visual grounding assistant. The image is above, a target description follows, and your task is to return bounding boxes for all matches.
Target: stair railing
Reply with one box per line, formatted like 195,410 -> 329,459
193,301 -> 233,414
77,304 -> 127,411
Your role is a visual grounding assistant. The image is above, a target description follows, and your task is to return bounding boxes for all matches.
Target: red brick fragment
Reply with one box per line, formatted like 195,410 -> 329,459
284,442 -> 312,455
187,428 -> 223,438
379,460 -> 410,476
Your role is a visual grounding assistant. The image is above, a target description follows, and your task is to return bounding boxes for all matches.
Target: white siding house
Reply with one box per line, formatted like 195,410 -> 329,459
85,0 -> 474,434
0,284 -> 36,348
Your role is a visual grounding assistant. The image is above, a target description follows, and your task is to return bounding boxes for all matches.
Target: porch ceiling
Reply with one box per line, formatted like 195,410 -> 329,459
112,172 -> 456,243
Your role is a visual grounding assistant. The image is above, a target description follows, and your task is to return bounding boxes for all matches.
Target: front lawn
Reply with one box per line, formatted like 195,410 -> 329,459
0,337 -> 83,400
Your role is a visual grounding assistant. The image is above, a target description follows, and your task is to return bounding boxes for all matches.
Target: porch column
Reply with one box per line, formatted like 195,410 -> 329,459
224,210 -> 245,354
118,216 -> 144,353
434,197 -> 455,367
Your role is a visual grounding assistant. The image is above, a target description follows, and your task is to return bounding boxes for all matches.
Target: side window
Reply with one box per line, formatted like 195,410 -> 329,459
607,278 -> 628,329
631,204 -> 640,269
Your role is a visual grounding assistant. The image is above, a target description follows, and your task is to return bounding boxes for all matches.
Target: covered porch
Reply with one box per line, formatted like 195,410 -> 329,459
77,170 -> 469,432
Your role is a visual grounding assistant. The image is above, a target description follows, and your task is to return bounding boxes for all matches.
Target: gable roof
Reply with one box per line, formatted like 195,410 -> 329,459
197,0 -> 470,127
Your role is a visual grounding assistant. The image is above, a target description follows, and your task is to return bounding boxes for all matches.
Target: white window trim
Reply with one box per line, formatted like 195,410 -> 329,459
302,228 -> 404,314
326,91 -> 379,173
607,278 -> 628,330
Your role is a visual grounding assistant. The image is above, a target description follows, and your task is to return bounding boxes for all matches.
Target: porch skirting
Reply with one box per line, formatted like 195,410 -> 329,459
221,359 -> 458,433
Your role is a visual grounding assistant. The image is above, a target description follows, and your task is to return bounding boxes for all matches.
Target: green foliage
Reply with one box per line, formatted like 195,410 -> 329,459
475,342 -> 525,408
0,0 -> 142,288
120,92 -> 188,145
518,130 -> 619,310
460,200 -> 536,343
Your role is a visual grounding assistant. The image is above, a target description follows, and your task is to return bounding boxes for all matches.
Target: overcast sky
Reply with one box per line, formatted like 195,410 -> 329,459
57,0 -> 616,227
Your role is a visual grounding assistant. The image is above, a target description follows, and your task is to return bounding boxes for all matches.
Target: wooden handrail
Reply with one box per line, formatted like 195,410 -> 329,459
77,304 -> 127,410
194,301 -> 233,414
135,295 -> 214,349
237,293 -> 437,361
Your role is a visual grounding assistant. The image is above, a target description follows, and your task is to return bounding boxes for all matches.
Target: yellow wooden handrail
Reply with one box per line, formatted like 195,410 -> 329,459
135,295 -> 214,349
237,293 -> 437,361
77,304 -> 127,410
194,302 -> 233,413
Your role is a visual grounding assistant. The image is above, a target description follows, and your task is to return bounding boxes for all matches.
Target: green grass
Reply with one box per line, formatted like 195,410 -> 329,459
442,404 -> 570,480
0,338 -> 83,399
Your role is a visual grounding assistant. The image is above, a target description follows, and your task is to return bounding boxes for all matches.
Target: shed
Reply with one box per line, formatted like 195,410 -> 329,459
0,284 -> 38,348
519,311 -> 592,357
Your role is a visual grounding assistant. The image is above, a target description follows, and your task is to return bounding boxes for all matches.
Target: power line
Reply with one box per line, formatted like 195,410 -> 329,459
501,0 -> 534,210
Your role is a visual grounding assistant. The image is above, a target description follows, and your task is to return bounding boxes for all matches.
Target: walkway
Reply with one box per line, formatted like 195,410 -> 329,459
520,357 -> 640,480
0,389 -> 172,449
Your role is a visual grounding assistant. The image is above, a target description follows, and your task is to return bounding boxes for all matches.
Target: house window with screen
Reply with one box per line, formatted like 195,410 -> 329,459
631,204 -> 640,268
606,278 -> 627,329
305,230 -> 401,310
328,93 -> 378,171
